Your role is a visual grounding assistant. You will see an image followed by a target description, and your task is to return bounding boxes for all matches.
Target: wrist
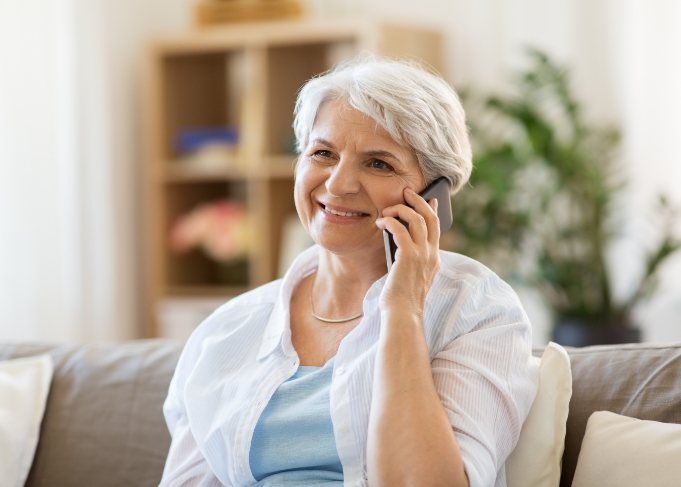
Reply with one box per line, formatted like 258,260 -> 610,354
378,309 -> 424,340
380,301 -> 423,324
381,309 -> 422,323
375,311 -> 431,368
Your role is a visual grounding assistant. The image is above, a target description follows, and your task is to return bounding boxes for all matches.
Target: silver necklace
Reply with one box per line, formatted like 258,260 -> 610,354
310,282 -> 363,324
311,307 -> 364,323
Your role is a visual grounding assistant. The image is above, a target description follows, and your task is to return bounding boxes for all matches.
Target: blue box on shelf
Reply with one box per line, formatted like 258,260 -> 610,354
176,126 -> 239,153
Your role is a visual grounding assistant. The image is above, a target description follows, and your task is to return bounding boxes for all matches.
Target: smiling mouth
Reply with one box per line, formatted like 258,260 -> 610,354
320,203 -> 369,218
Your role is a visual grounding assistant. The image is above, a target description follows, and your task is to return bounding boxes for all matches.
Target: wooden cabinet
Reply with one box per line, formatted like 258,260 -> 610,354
143,19 -> 443,337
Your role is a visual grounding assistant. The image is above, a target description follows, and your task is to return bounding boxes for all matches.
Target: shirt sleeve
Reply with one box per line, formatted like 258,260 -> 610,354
159,371 -> 223,487
431,275 -> 539,487
159,307 -> 232,487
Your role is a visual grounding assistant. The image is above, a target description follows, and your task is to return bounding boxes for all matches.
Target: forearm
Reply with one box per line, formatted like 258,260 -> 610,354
367,311 -> 469,487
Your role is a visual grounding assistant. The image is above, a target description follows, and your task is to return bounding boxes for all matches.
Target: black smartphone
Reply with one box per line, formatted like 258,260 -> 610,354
383,176 -> 453,271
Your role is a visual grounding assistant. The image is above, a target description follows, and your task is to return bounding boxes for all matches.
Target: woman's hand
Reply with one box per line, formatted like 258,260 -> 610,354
375,187 -> 441,318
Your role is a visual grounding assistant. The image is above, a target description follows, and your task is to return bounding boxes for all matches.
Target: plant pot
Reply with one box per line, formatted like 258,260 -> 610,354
552,319 -> 641,347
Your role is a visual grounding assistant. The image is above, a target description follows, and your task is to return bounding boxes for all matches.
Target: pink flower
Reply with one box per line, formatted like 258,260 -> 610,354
170,200 -> 251,262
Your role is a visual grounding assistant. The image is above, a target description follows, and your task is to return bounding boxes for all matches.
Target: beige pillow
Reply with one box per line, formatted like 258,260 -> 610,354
0,355 -> 53,487
506,342 -> 572,487
572,410 -> 681,487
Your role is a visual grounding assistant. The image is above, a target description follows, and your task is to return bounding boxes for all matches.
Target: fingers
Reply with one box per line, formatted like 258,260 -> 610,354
380,188 -> 440,245
376,215 -> 412,253
405,187 -> 441,244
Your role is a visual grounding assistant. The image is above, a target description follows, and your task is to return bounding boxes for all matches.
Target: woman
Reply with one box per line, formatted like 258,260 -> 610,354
161,57 -> 538,487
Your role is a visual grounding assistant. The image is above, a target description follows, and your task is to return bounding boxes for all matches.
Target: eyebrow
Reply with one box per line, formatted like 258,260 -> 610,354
310,138 -> 402,162
310,137 -> 336,149
364,149 -> 401,161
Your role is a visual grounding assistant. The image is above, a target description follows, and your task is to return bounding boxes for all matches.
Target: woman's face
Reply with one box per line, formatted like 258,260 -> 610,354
294,99 -> 425,258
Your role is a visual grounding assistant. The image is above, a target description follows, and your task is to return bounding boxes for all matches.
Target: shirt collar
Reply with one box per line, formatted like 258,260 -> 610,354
256,245 -> 319,361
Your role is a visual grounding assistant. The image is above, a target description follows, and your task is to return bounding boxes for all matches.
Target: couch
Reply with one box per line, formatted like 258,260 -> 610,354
2,340 -> 680,487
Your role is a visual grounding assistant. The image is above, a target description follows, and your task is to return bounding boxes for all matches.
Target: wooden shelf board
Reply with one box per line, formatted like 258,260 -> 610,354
263,155 -> 297,178
166,285 -> 250,297
163,162 -> 248,182
161,155 -> 296,182
152,18 -> 369,54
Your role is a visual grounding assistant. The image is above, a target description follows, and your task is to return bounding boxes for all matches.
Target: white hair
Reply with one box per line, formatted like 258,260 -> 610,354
293,55 -> 472,194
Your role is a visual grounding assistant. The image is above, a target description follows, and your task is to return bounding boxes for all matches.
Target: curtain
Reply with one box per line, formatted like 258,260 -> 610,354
0,0 -> 192,341
1,0 -> 118,341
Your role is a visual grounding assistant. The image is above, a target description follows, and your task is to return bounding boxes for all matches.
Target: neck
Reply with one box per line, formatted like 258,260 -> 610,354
311,245 -> 386,319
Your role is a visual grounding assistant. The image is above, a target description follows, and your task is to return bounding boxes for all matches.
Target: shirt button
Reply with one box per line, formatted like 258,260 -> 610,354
336,366 -> 345,375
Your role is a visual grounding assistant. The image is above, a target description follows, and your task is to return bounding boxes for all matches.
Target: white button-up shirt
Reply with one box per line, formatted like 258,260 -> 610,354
161,245 -> 538,487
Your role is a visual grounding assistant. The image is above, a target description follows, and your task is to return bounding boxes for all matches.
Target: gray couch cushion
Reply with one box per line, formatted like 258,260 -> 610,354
0,340 -> 182,487
560,342 -> 681,487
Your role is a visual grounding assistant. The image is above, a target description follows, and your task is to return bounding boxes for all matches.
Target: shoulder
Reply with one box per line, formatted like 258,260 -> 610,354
173,279 -> 282,376
430,250 -> 528,333
208,279 -> 281,324
438,250 -> 490,278
201,279 -> 280,332
436,250 -> 518,298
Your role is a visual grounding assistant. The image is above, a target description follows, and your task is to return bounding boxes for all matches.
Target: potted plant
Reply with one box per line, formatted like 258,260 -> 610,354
452,49 -> 681,346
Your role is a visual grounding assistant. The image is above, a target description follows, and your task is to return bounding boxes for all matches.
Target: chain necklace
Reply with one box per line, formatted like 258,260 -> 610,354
310,278 -> 363,323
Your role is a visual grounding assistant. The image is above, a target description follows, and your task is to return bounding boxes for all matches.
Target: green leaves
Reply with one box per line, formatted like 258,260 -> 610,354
452,48 -> 681,326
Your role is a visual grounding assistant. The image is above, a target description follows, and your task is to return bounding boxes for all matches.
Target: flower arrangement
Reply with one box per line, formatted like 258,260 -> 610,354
170,199 -> 252,262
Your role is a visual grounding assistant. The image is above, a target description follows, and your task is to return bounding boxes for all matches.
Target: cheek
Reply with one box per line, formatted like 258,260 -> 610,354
293,163 -> 317,219
373,184 -> 408,213
293,179 -> 307,221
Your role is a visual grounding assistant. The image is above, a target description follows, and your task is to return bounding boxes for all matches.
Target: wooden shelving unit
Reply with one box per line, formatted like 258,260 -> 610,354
142,18 -> 443,337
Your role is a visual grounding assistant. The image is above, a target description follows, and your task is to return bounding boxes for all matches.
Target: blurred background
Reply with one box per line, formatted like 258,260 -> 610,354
1,0 -> 679,346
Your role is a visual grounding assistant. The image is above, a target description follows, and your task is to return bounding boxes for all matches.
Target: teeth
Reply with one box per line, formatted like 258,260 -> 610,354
325,206 -> 363,217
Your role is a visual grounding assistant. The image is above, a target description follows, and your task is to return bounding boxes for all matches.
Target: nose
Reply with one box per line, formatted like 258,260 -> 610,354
325,158 -> 360,196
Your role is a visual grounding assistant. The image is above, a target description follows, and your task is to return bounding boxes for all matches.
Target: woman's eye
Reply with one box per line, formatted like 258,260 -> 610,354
368,159 -> 394,172
312,150 -> 333,159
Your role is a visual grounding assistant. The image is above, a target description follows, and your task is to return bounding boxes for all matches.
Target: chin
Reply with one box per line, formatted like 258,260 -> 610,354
314,233 -> 384,258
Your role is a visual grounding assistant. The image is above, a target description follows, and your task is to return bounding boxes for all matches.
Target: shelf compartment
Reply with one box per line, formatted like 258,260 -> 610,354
160,50 -> 246,161
163,181 -> 251,287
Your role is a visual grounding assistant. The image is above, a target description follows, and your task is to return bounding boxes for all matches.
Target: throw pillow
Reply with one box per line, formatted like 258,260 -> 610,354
506,342 -> 572,487
0,354 -> 53,487
571,410 -> 681,487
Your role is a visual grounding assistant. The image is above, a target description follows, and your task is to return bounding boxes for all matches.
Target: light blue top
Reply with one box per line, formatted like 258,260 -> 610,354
249,359 -> 344,486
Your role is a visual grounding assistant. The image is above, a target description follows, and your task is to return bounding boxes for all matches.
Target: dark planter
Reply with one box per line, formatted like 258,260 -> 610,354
552,319 -> 641,347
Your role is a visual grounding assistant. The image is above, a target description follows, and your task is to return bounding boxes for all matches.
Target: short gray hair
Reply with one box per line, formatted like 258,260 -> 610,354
293,56 -> 472,194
